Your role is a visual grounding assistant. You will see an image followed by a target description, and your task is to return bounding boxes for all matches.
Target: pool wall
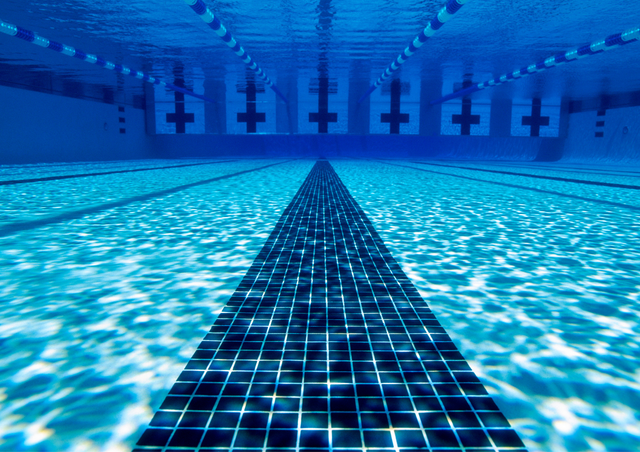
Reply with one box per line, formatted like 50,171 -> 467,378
0,84 -> 152,164
563,105 -> 640,163
2,82 -> 640,165
152,133 -> 564,161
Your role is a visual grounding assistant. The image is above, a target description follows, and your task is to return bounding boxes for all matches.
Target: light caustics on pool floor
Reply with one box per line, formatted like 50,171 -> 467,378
333,160 -> 640,452
0,159 -> 316,451
0,159 -> 639,452
133,160 -> 526,452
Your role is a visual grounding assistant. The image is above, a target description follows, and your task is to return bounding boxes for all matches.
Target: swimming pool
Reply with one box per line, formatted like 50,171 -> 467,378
1,159 -> 638,451
2,0 -> 640,451
0,160 -> 315,451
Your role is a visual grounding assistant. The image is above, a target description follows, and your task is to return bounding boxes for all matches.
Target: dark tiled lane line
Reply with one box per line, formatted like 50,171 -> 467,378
410,161 -> 640,190
0,160 -> 293,237
377,161 -> 640,213
133,160 -> 526,451
0,160 -> 237,186
478,162 -> 640,178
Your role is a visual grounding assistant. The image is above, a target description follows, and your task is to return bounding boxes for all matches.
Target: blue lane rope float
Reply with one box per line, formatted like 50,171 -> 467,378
431,26 -> 640,105
0,18 -> 216,104
184,0 -> 289,104
357,0 -> 472,104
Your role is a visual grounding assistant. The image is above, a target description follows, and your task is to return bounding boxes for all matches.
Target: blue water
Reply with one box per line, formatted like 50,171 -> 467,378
0,160 -> 315,451
1,159 -> 639,451
2,0 -> 640,105
334,160 -> 640,452
2,0 -> 640,450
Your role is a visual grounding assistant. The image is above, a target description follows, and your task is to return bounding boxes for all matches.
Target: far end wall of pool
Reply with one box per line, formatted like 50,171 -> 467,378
1,83 -> 639,165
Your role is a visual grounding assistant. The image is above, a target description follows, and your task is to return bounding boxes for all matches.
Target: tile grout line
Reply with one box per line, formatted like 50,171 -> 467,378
132,159 -> 527,452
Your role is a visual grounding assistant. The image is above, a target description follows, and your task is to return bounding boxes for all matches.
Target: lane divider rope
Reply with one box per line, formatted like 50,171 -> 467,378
184,0 -> 289,104
430,26 -> 640,105
357,0 -> 472,104
0,18 -> 216,104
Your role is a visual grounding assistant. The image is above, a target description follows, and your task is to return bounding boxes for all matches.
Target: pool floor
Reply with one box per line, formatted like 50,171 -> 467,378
0,158 -> 639,451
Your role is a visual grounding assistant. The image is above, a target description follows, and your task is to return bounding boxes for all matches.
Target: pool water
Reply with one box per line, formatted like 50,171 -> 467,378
334,160 -> 640,451
0,159 -> 639,451
0,159 -> 314,451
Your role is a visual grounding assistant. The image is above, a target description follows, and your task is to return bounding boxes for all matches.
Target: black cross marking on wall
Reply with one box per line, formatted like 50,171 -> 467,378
309,77 -> 337,133
522,98 -> 550,137
166,72 -> 194,134
452,99 -> 480,135
237,82 -> 266,133
452,80 -> 479,136
166,93 -> 194,134
381,79 -> 409,134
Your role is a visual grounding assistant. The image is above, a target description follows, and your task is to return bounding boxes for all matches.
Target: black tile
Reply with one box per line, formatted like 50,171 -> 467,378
469,397 -> 500,411
301,412 -> 328,428
240,412 -> 269,429
382,384 -> 409,397
136,428 -> 172,446
449,411 -> 481,428
330,385 -> 355,397
299,429 -> 329,448
358,397 -> 386,412
276,384 -> 301,397
196,383 -> 223,396
210,412 -> 240,428
330,397 -> 357,412
274,397 -> 300,412
234,429 -> 266,447
361,412 -> 388,429
420,412 -> 450,429
488,428 -> 526,447
149,411 -> 181,428
425,429 -> 460,448
168,428 -> 204,447
456,429 -> 492,447
385,397 -> 414,412
178,412 -> 210,428
332,429 -> 362,447
363,430 -> 393,448
159,397 -> 189,411
331,412 -> 360,429
356,384 -> 382,397
408,383 -> 436,396
223,383 -> 250,396
303,384 -> 328,398
188,397 -> 217,411
390,412 -> 420,429
395,429 -> 427,448
303,396 -> 327,412
266,429 -> 298,448
441,397 -> 471,411
434,384 -> 462,396
245,396 -> 272,411
254,371 -> 278,383
270,412 -> 299,429
203,371 -> 228,383
250,383 -> 275,396
134,161 -> 520,452
215,397 -> 244,411
177,371 -> 202,382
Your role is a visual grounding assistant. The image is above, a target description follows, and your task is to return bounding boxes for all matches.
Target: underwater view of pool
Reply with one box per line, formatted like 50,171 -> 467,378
334,160 -> 640,451
0,158 -> 639,452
